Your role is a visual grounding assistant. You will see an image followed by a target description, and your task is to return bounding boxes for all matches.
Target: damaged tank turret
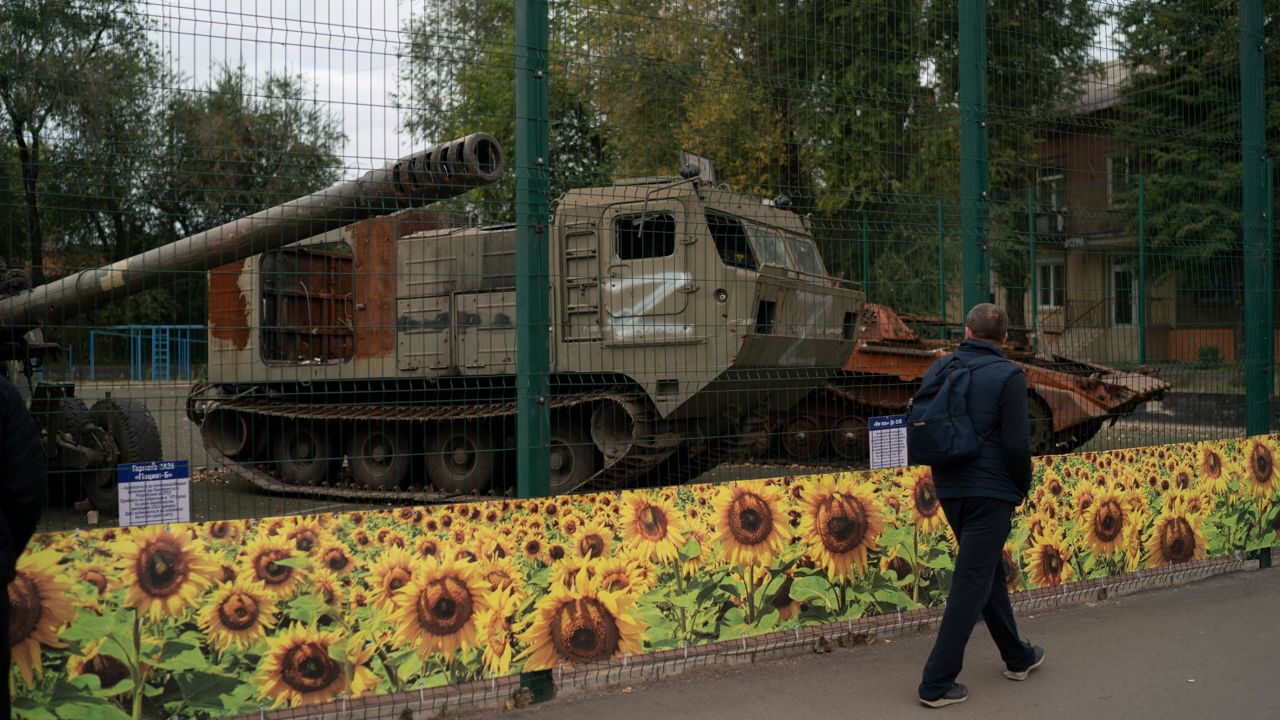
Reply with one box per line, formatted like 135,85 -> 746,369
0,133 -> 506,510
188,167 -> 866,499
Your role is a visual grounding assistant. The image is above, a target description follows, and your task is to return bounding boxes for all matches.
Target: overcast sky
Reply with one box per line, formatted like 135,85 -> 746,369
147,0 -> 417,177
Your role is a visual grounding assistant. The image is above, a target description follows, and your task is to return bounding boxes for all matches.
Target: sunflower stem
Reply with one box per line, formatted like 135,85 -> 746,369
131,608 -> 144,720
911,526 -> 920,605
745,565 -> 757,623
673,559 -> 688,640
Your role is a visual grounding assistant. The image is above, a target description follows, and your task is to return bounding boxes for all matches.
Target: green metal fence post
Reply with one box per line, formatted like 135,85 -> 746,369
938,200 -> 946,328
1138,175 -> 1147,366
1240,0 -> 1271,439
516,0 -> 551,499
959,0 -> 989,312
862,209 -> 871,303
1028,187 -> 1037,353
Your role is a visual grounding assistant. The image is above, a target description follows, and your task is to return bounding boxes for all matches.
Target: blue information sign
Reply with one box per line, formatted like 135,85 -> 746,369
117,460 -> 191,527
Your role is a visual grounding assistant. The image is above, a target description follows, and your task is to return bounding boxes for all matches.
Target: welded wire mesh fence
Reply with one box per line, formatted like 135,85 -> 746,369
2,1 -> 1278,718
0,0 -> 1275,526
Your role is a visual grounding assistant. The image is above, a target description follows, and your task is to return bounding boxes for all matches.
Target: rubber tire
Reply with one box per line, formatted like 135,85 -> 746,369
274,421 -> 340,486
425,422 -> 494,493
549,418 -> 599,495
86,398 -> 163,513
347,422 -> 412,490
46,396 -> 89,506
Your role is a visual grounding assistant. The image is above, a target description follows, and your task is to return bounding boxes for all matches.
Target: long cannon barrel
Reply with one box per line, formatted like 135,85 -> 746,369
0,132 -> 504,327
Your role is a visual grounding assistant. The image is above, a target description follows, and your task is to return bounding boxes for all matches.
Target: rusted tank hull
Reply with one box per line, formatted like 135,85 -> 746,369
766,304 -> 1171,461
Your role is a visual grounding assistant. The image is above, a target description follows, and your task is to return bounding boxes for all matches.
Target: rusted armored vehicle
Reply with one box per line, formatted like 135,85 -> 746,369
188,167 -> 866,498
770,303 -> 1171,461
0,133 -> 505,510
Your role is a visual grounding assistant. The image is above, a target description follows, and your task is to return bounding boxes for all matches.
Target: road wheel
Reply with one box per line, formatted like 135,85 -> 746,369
86,398 -> 162,513
201,409 -> 267,461
426,422 -> 494,493
830,415 -> 868,462
1028,392 -> 1055,455
549,417 -> 598,495
781,415 -> 824,460
274,421 -> 339,486
348,422 -> 412,490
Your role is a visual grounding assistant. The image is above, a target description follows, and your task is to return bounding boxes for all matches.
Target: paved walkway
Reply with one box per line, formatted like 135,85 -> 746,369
471,566 -> 1279,720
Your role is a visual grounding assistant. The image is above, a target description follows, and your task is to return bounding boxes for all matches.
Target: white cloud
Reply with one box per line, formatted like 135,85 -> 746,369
146,0 -> 416,176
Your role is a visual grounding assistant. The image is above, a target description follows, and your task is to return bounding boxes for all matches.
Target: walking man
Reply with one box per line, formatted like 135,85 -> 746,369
0,370 -> 47,719
917,303 -> 1043,708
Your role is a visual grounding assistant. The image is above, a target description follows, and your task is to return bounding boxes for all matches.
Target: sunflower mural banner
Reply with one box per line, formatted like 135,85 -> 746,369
10,435 -> 1279,718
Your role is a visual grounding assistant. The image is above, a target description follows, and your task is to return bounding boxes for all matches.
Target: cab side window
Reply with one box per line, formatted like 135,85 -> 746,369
616,213 -> 676,259
706,211 -> 757,270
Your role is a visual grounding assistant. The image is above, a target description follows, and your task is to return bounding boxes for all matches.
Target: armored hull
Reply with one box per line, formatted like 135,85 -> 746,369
191,179 -> 865,498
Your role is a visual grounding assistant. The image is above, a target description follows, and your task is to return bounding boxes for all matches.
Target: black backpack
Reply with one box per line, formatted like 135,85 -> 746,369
905,354 -> 1008,467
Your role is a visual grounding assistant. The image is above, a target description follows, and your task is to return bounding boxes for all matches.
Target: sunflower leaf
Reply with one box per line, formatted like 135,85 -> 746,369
270,556 -> 311,570
59,610 -> 116,644
397,653 -> 424,683
754,608 -> 780,633
151,641 -> 208,672
871,587 -> 915,610
677,536 -> 702,563
789,575 -> 835,608
175,671 -> 244,711
216,683 -> 259,714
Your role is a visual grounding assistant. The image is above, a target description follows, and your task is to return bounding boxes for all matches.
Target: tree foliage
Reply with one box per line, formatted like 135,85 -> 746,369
1111,0 -> 1280,286
1,2 -> 345,335
400,0 -> 1102,318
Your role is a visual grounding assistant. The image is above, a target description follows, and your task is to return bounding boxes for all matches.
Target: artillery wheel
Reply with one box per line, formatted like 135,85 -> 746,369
46,396 -> 89,506
549,417 -> 598,495
426,423 -> 494,493
830,415 -> 869,462
1027,392 -> 1055,455
348,422 -> 412,490
780,415 -> 824,460
201,409 -> 267,461
86,398 -> 162,513
274,421 -> 340,486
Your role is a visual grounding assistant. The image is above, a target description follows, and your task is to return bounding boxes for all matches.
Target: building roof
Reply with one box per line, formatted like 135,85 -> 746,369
1072,59 -> 1131,115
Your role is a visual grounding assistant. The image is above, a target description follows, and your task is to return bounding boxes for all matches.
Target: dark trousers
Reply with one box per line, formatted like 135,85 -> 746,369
919,496 -> 1034,699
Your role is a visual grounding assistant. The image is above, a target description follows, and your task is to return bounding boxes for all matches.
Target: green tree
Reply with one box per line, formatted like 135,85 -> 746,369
924,0 -> 1102,326
1111,0 -> 1280,287
399,0 -> 611,220
0,0 -> 158,285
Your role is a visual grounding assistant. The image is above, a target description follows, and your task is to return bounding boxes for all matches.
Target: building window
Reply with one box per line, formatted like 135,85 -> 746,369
1107,153 -> 1134,208
1037,165 -> 1065,213
1037,262 -> 1065,308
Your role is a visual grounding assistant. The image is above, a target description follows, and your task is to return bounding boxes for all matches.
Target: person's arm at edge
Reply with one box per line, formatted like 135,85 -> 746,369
999,370 -> 1033,499
0,379 -> 47,557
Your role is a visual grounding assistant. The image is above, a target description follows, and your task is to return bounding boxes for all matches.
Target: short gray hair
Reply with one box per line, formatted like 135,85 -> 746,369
965,303 -> 1008,341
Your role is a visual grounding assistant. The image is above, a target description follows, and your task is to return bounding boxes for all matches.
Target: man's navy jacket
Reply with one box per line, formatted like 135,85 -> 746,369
921,338 -> 1033,504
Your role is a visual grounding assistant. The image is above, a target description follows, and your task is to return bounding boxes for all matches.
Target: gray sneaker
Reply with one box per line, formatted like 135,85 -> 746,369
919,683 -> 969,708
1004,645 -> 1045,681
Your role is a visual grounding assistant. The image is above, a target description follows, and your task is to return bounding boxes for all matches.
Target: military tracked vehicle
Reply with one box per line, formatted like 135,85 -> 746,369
188,167 -> 866,499
768,303 -> 1170,462
0,133 -> 505,510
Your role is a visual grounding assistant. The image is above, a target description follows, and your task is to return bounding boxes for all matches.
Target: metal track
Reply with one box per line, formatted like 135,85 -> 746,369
205,387 -> 687,501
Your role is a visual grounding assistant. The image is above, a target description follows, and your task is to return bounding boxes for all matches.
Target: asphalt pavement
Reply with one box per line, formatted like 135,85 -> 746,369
469,565 -> 1279,720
